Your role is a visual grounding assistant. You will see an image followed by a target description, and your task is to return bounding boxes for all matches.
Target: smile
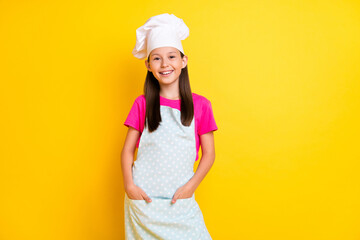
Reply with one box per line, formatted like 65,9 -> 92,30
159,70 -> 174,76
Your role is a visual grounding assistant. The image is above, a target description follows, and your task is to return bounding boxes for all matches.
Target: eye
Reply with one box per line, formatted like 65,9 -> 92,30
153,57 -> 160,60
170,56 -> 176,58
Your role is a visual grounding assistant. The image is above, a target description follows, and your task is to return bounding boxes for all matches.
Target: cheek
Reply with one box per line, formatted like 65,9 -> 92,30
150,64 -> 160,72
175,62 -> 183,70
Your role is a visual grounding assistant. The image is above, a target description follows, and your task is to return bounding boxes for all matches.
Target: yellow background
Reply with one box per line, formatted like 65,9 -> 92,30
1,0 -> 360,239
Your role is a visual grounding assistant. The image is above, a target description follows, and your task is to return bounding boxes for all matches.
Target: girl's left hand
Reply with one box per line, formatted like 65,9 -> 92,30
171,183 -> 195,204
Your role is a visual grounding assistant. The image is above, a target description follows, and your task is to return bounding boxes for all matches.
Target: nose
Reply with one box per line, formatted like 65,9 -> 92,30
161,59 -> 169,67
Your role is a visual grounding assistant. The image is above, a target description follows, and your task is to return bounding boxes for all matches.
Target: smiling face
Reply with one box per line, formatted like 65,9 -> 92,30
145,47 -> 188,88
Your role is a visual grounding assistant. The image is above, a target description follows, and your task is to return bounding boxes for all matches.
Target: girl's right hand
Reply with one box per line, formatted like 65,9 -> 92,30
125,183 -> 152,202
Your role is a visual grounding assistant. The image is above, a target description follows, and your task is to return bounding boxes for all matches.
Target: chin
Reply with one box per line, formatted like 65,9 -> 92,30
158,79 -> 177,85
156,76 -> 179,84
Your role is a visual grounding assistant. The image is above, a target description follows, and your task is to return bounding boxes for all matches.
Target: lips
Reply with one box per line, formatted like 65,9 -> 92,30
159,70 -> 174,75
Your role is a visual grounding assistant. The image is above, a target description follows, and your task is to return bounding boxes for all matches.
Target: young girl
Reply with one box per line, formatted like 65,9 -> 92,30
121,13 -> 218,239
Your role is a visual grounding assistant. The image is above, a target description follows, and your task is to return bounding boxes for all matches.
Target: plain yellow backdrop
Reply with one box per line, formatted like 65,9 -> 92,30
1,0 -> 359,239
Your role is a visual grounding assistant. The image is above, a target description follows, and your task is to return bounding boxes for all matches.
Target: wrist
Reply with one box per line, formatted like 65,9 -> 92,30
124,181 -> 135,191
186,179 -> 198,192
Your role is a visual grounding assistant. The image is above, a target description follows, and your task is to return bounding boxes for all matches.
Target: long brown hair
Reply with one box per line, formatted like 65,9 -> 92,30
144,51 -> 194,132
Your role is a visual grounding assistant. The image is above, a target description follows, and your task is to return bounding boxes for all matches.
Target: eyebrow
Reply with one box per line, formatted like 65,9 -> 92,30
151,52 -> 177,56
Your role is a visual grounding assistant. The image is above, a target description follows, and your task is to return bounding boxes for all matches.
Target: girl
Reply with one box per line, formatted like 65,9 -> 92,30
121,13 -> 218,239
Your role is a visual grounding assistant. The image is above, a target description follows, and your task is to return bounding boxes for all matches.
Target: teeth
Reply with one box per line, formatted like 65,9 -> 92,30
160,71 -> 172,75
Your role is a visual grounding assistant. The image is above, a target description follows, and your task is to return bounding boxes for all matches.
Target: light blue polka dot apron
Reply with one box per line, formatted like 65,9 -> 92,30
124,105 -> 212,239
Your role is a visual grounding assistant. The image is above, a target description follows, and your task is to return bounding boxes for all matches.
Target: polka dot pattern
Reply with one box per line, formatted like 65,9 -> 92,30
124,105 -> 212,239
124,193 -> 211,239
133,106 -> 196,198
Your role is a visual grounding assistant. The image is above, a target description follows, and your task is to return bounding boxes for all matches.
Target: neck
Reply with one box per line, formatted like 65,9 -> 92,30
159,83 -> 180,100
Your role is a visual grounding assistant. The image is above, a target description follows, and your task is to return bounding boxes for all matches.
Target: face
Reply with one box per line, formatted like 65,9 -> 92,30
145,47 -> 188,87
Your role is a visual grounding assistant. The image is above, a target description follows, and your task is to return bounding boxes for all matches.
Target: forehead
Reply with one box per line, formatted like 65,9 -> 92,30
150,47 -> 179,56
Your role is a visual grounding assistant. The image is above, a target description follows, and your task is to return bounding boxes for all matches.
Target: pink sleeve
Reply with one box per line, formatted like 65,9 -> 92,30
198,99 -> 218,135
123,95 -> 146,147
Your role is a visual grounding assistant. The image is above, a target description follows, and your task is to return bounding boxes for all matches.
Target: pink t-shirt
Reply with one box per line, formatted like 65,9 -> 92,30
123,92 -> 218,161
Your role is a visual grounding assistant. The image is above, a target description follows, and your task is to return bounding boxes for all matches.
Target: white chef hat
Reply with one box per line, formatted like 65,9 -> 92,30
132,13 -> 189,60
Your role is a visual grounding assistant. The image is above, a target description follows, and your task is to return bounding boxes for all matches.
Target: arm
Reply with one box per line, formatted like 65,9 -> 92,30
171,131 -> 216,202
121,126 -> 140,190
121,126 -> 153,202
187,131 -> 216,191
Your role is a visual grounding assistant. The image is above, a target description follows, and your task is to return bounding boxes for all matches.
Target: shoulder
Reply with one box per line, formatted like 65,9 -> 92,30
131,94 -> 146,109
127,94 -> 146,113
192,92 -> 212,107
134,94 -> 145,103
192,92 -> 218,134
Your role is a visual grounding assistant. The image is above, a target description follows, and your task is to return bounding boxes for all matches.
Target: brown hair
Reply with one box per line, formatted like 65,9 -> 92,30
144,51 -> 194,132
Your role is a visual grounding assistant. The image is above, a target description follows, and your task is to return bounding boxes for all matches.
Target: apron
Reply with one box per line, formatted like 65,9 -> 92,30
124,105 -> 212,240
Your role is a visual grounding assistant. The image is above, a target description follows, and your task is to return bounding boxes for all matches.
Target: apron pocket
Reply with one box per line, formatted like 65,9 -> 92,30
124,193 -> 210,239
125,193 -> 197,221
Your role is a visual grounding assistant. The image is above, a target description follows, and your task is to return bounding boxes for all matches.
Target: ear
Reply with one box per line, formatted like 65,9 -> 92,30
181,55 -> 188,69
145,60 -> 151,72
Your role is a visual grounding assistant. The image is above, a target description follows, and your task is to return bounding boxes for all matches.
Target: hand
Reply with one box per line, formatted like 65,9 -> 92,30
171,183 -> 195,204
125,183 -> 152,202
